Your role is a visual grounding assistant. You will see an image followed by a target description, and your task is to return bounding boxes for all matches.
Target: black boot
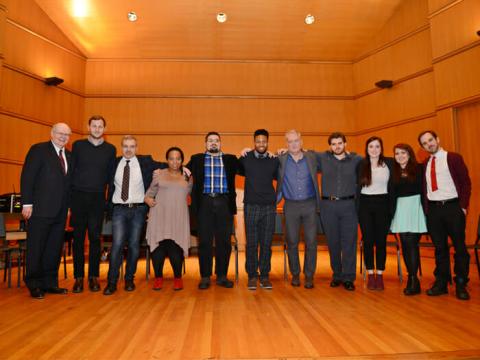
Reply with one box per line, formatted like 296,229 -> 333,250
455,278 -> 470,300
404,275 -> 421,296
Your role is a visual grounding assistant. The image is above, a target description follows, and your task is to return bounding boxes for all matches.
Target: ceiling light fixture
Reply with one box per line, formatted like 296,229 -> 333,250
44,77 -> 64,86
217,13 -> 227,23
477,30 -> 480,37
127,11 -> 138,22
305,14 -> 315,25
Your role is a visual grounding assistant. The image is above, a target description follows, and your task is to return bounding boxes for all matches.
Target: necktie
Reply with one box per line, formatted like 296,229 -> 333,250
430,156 -> 438,192
121,160 -> 130,202
58,149 -> 66,175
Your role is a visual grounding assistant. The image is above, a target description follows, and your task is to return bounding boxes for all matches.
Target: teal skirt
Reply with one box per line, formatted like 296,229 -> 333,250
390,194 -> 427,233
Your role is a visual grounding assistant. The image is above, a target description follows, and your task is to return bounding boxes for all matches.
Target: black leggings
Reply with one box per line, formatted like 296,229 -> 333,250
399,233 -> 421,276
151,240 -> 184,278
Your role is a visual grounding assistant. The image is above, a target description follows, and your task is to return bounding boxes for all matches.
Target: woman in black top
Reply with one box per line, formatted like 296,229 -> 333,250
390,143 -> 427,295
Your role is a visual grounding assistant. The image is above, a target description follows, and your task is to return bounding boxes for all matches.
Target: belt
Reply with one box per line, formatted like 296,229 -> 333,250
428,198 -> 458,206
114,203 -> 145,208
321,195 -> 355,201
204,193 -> 228,198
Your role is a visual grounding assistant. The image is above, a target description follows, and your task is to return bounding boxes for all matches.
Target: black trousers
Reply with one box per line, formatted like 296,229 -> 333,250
197,195 -> 233,278
358,195 -> 391,271
426,201 -> 469,284
70,190 -> 105,278
399,233 -> 421,276
151,240 -> 184,278
25,208 -> 67,290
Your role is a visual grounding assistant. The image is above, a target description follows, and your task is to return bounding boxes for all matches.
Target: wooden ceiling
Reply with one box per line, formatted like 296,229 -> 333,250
34,0 -> 403,61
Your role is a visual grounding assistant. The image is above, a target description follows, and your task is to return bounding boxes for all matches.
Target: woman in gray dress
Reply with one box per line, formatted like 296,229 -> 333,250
145,147 -> 192,291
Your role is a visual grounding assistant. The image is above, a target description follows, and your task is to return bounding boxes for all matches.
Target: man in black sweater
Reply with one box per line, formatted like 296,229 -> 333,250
239,129 -> 279,290
70,115 -> 116,293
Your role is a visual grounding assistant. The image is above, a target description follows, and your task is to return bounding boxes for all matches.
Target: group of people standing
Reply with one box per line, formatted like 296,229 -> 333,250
20,116 -> 472,301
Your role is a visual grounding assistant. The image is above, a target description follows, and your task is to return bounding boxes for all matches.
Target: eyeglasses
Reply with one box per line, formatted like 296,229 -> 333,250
54,131 -> 71,137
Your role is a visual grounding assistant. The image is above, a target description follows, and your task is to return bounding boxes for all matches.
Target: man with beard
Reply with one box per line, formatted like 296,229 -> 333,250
315,132 -> 362,291
187,132 -> 239,289
418,130 -> 471,300
238,129 -> 279,290
70,115 -> 116,293
277,130 -> 321,289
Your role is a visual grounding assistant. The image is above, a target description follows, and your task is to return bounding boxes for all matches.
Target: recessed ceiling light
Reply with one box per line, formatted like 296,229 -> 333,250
305,14 -> 315,25
217,12 -> 227,23
127,11 -> 138,22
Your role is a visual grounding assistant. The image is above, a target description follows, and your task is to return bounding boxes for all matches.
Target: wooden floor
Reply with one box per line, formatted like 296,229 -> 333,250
0,251 -> 479,360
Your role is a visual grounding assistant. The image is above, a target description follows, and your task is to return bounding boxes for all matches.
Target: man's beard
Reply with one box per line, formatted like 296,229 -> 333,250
209,148 -> 219,153
255,148 -> 267,154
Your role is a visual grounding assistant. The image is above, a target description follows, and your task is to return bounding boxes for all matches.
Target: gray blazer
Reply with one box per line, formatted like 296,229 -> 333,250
276,151 -> 321,211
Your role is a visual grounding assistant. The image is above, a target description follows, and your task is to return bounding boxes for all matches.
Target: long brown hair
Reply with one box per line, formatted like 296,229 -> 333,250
392,143 -> 418,183
360,136 -> 385,187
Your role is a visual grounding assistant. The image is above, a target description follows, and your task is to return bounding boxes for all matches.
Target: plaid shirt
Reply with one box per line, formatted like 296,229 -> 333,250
203,152 -> 228,194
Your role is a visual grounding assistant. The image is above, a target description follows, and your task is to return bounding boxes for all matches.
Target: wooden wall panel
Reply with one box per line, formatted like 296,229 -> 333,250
433,45 -> 480,107
0,162 -> 22,196
456,101 -> 480,245
356,0 -> 429,59
428,0 -> 459,14
353,29 -> 433,94
85,98 -> 354,134
429,0 -> 480,60
0,67 -> 84,132
3,0 -> 83,56
86,60 -> 353,97
354,72 -> 436,130
3,22 -> 85,94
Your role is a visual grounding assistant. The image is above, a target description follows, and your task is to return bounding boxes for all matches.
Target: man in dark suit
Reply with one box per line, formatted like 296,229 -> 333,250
103,135 -> 167,295
187,132 -> 239,289
21,123 -> 72,299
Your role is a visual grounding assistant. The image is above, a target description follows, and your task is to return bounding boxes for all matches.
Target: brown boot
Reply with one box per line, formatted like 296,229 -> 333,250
367,274 -> 376,290
375,274 -> 384,290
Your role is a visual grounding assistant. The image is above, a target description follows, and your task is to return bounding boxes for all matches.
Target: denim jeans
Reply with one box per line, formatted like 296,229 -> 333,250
107,205 -> 148,284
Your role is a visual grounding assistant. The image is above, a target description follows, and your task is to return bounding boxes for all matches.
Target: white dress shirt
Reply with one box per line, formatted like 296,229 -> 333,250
426,148 -> 458,201
112,156 -> 145,204
51,141 -> 68,173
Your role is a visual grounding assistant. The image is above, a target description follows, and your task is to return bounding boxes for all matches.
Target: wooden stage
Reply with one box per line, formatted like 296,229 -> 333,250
0,251 -> 479,360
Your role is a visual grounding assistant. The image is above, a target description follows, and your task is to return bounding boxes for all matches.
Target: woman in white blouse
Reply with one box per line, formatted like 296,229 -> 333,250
356,136 -> 395,291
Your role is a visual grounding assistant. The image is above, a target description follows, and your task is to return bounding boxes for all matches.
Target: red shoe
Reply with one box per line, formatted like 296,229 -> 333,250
367,274 -> 376,290
153,277 -> 163,291
375,274 -> 384,290
173,277 -> 183,291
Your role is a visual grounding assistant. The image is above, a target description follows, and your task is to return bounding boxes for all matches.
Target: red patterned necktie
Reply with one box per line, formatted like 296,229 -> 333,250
58,149 -> 66,175
430,156 -> 438,192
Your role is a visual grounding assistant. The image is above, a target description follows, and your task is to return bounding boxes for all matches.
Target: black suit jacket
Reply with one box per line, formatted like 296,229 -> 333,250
107,155 -> 166,209
187,153 -> 239,216
20,141 -> 72,218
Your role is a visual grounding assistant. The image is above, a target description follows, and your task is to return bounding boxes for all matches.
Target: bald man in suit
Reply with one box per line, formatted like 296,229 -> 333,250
21,123 -> 72,299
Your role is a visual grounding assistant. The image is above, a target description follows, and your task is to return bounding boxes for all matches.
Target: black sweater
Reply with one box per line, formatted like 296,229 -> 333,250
392,164 -> 423,199
71,139 -> 116,193
238,151 -> 279,205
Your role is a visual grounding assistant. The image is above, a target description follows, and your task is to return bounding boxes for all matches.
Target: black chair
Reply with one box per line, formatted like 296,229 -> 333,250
466,215 -> 480,279
0,213 -> 25,288
272,211 -> 287,281
360,231 -> 403,282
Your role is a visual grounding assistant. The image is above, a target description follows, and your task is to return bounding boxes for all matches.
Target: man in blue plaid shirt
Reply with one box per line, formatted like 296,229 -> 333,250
187,132 -> 239,289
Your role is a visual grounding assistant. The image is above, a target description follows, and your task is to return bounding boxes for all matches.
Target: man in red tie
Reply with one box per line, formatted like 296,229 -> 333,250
418,130 -> 471,300
21,123 -> 72,299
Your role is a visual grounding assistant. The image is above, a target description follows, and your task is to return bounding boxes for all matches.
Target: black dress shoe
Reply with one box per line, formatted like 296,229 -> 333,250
455,285 -> 470,300
403,275 -> 421,296
216,277 -> 234,288
73,278 -> 84,293
103,284 -> 117,295
291,275 -> 300,287
343,281 -> 355,291
89,277 -> 100,292
198,277 -> 211,290
330,279 -> 342,288
30,288 -> 44,299
124,280 -> 136,291
45,287 -> 68,294
426,282 -> 448,296
304,276 -> 314,289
